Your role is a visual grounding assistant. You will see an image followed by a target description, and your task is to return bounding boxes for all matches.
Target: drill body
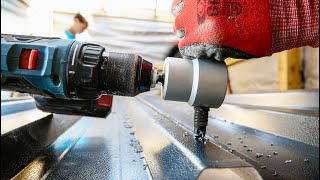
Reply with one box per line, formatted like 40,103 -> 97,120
1,34 -> 156,117
1,34 -> 154,99
1,35 -> 72,98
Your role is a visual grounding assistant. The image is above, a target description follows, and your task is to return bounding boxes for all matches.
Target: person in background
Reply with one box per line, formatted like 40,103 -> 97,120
63,13 -> 88,40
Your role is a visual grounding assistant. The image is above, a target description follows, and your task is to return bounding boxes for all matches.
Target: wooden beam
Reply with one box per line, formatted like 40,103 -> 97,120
226,84 -> 231,95
278,48 -> 302,91
225,58 -> 244,67
225,58 -> 246,94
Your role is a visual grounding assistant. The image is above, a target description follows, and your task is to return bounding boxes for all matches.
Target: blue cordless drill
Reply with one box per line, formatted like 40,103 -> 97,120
1,34 -> 158,117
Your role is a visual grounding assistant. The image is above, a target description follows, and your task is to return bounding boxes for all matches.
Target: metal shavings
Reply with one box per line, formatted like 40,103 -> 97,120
131,139 -> 143,153
284,160 -> 292,164
134,148 -> 143,153
256,153 -> 263,158
123,122 -> 133,128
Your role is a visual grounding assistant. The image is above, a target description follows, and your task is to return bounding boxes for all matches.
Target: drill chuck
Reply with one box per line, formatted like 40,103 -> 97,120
160,57 -> 227,108
98,52 -> 154,97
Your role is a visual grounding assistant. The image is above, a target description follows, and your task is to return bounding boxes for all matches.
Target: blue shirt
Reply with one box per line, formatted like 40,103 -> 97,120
64,30 -> 75,40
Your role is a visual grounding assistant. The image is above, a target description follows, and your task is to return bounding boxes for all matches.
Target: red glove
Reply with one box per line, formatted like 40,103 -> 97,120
172,0 -> 319,60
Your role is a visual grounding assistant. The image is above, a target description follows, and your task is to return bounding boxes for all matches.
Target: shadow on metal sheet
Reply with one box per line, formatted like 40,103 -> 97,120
1,114 -> 81,179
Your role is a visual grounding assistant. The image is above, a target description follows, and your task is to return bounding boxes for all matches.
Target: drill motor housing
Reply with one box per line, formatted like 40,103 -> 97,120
1,34 -> 155,117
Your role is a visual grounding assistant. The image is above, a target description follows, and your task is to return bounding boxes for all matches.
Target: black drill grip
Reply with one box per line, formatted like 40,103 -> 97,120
99,52 -> 152,97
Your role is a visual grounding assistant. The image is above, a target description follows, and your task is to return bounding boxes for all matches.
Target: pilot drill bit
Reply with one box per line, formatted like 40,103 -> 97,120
194,106 -> 209,139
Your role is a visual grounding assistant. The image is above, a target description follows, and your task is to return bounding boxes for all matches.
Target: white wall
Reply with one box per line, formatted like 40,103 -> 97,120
53,13 -> 179,64
1,0 -> 32,35
228,48 -> 319,93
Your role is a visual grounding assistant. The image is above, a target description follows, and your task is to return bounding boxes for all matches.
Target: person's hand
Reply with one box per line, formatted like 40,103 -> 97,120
172,0 -> 319,61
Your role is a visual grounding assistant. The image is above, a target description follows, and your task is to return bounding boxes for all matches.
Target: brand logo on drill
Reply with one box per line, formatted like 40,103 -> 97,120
197,0 -> 243,25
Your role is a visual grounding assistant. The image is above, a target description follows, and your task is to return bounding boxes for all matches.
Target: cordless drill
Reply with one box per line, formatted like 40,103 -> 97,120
1,34 -> 228,138
1,34 -> 158,117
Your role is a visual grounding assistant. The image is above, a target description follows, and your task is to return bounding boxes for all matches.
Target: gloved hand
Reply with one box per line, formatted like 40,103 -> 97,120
172,0 -> 319,61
